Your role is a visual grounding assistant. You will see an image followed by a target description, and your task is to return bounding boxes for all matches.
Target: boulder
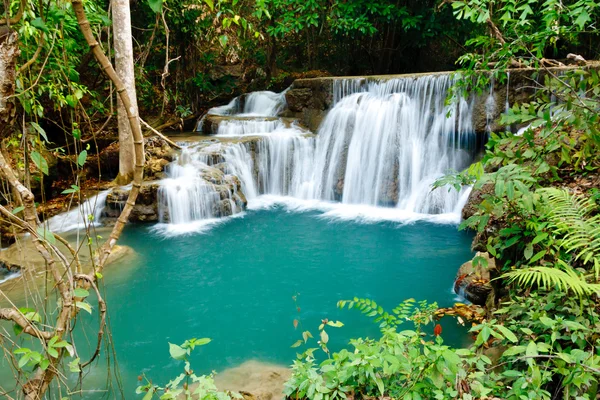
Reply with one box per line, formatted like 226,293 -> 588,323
462,183 -> 494,220
214,360 -> 291,400
103,182 -> 162,222
454,252 -> 497,306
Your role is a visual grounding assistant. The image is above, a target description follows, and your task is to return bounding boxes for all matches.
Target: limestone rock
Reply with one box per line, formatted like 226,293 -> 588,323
214,360 -> 291,400
104,182 -> 162,222
285,88 -> 313,112
462,183 -> 494,220
454,252 -> 497,306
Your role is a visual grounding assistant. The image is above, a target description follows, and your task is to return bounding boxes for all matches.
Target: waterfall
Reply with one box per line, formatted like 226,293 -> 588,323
307,75 -> 475,213
215,119 -> 285,137
46,190 -> 110,233
167,73 -> 479,232
240,91 -> 287,116
157,143 -> 246,230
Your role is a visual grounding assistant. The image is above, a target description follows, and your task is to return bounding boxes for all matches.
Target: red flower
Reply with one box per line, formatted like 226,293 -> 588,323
434,324 -> 443,337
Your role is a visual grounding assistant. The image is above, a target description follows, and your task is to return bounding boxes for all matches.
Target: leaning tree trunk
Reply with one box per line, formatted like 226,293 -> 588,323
112,0 -> 140,184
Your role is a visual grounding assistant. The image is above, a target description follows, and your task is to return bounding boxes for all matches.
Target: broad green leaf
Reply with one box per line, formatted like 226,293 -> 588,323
73,288 -> 89,298
320,330 -> 329,344
30,151 -> 49,175
495,325 -> 518,343
36,227 -> 56,245
168,343 -> 188,360
78,150 -> 87,167
194,338 -> 211,346
30,122 -> 49,142
11,206 -> 24,214
31,17 -> 49,33
75,301 -> 92,314
574,9 -> 590,29
148,0 -> 162,13
525,340 -> 538,357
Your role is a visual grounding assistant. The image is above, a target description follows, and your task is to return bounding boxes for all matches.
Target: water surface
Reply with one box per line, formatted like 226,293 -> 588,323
97,206 -> 473,396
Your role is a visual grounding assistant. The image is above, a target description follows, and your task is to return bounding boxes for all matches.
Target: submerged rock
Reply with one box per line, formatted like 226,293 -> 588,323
214,360 -> 291,400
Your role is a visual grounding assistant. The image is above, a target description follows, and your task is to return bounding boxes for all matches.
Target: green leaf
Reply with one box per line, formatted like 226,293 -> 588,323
148,0 -> 162,13
36,227 -> 56,245
75,301 -> 92,314
30,151 -> 49,175
30,122 -> 49,142
204,0 -> 214,10
47,346 -> 59,358
495,325 -> 518,343
62,184 -> 80,195
194,338 -> 211,346
39,358 -> 50,370
524,244 -> 533,260
218,35 -> 228,48
11,206 -> 24,214
78,150 -> 87,167
143,387 -> 155,400
31,17 -> 49,33
502,345 -> 525,357
574,9 -> 590,29
442,349 -> 461,372
525,340 -> 538,357
69,357 -> 81,372
18,353 -> 31,368
320,330 -> 329,344
291,340 -> 303,348
530,250 -> 546,263
73,288 -> 89,298
168,343 -> 188,360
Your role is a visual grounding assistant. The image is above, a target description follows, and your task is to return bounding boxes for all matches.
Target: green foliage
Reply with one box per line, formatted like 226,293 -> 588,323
137,338 -> 239,400
285,295 -> 600,399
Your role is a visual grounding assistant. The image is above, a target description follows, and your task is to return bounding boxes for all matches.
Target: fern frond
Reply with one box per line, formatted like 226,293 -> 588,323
337,298 -> 417,329
502,266 -> 600,297
539,187 -> 600,278
338,298 -> 398,328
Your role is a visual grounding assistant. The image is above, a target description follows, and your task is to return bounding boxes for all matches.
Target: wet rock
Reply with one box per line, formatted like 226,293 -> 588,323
454,252 -> 497,306
103,182 -> 162,222
462,182 -> 494,220
0,214 -> 21,247
285,88 -> 313,113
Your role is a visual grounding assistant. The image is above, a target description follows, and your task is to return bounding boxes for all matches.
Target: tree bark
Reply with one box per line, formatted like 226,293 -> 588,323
112,0 -> 140,184
0,29 -> 19,139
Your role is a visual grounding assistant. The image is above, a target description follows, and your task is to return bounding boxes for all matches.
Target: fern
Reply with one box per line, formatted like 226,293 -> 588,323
502,266 -> 600,297
540,188 -> 600,278
337,298 -> 416,329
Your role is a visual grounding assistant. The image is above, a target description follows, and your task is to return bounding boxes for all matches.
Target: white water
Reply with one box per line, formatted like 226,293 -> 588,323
156,143 -> 246,234
169,74 -> 478,233
0,271 -> 20,285
215,119 -> 285,137
46,190 -> 110,233
203,91 -> 286,119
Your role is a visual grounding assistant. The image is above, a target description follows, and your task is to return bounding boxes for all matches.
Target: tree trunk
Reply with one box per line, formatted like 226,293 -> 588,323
0,29 -> 19,140
112,0 -> 140,184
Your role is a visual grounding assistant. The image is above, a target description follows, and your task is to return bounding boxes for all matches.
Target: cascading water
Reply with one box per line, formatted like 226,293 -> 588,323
46,190 -> 110,233
168,73 -> 479,231
156,143 -> 246,233
215,119 -> 285,137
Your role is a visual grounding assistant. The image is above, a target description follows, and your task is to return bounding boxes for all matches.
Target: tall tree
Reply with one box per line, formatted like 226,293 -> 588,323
112,0 -> 140,184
